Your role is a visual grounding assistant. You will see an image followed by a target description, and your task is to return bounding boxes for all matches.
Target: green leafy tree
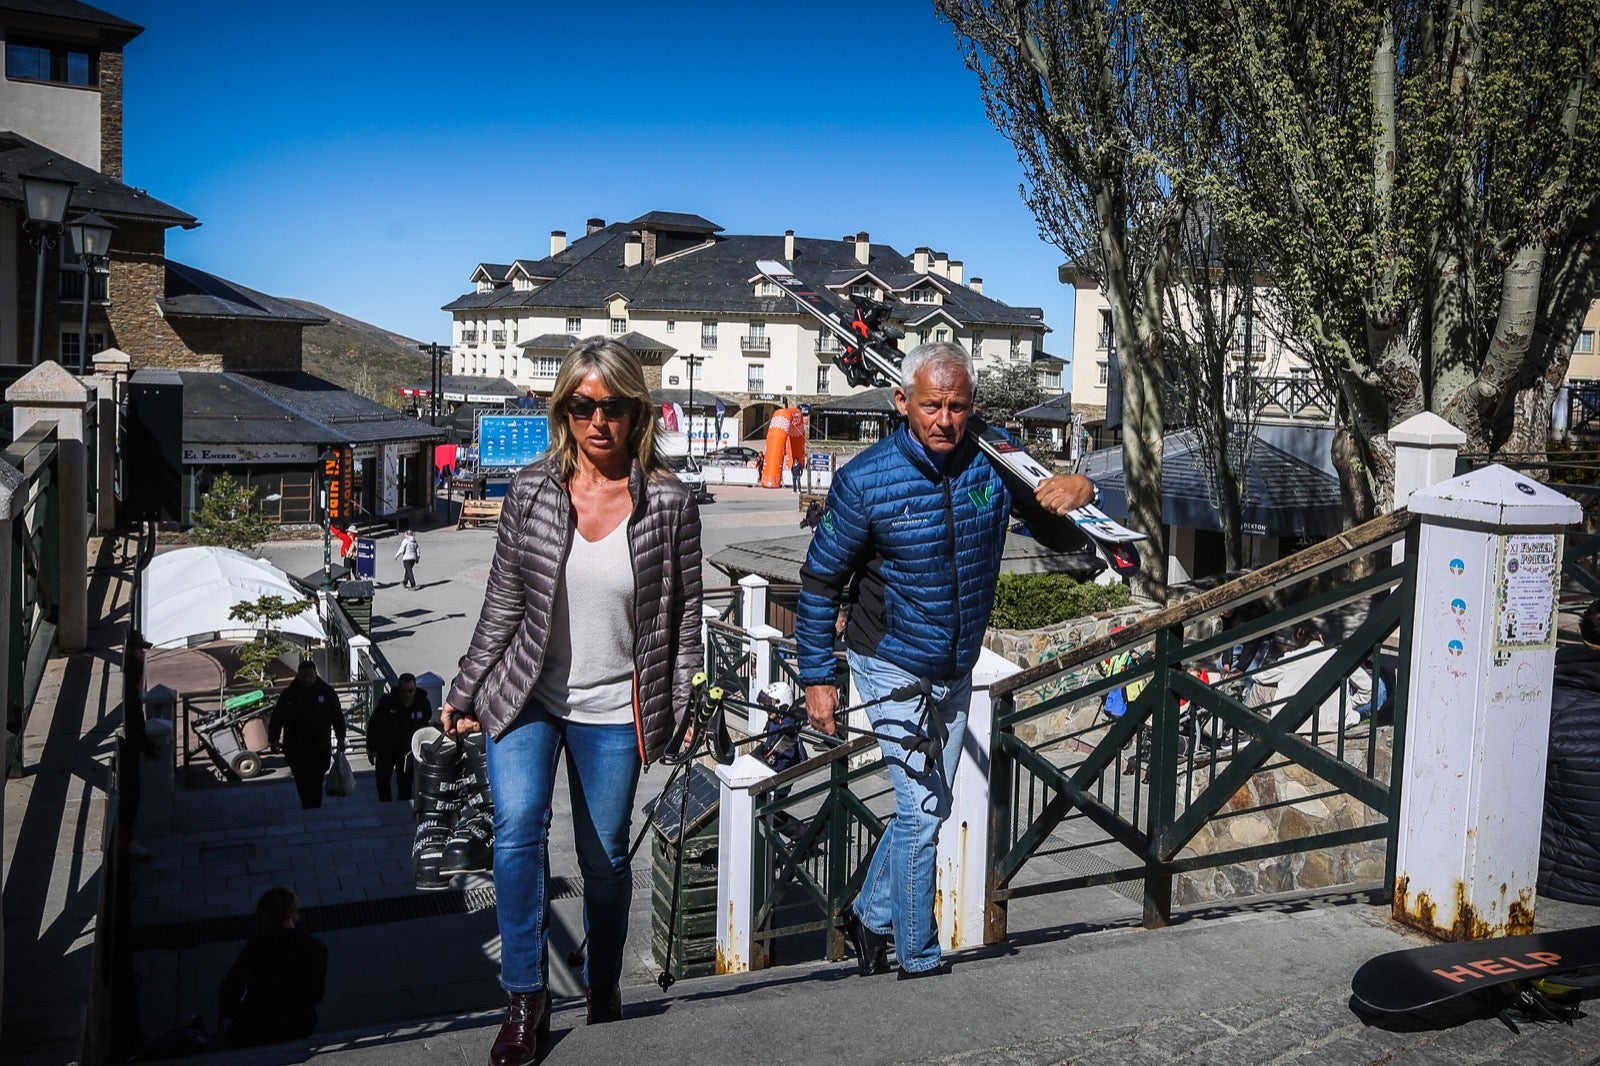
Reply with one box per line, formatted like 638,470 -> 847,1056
228,594 -> 316,688
976,363 -> 1047,423
191,472 -> 275,553
938,0 -> 1218,597
1171,0 -> 1600,516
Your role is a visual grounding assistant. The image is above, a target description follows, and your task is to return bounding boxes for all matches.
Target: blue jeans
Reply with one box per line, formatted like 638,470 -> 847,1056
847,651 -> 970,974
485,702 -> 641,994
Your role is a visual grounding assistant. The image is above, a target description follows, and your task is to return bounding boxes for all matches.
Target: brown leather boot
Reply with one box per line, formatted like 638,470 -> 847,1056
585,985 -> 623,1025
489,990 -> 550,1066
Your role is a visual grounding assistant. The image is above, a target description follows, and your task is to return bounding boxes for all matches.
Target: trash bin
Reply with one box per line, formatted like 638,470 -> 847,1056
649,763 -> 720,982
337,579 -> 374,636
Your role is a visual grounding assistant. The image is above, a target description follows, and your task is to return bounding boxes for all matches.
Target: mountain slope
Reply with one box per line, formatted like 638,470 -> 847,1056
289,300 -> 433,409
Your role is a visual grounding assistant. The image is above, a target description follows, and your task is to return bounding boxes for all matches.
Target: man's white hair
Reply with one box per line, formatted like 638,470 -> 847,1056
900,340 -> 976,396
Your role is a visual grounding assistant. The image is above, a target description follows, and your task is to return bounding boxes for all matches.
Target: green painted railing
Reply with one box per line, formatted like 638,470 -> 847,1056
4,423 -> 61,778
985,511 -> 1414,936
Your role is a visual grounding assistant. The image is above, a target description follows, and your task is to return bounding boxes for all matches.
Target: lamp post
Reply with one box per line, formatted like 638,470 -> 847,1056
21,162 -> 76,367
684,353 -> 703,455
318,447 -> 337,591
419,342 -> 448,426
67,212 -> 113,375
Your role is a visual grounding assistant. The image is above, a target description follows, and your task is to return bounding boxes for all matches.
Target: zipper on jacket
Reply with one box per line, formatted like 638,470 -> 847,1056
942,473 -> 960,668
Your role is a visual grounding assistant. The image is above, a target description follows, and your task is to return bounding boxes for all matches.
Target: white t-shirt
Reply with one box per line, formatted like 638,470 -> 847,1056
530,519 -> 636,725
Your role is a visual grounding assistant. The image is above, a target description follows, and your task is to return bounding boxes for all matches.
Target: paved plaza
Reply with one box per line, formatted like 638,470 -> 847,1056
4,485 -> 1599,1065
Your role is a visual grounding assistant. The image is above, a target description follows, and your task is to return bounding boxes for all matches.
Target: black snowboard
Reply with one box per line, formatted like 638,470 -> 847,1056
1352,923 -> 1600,1013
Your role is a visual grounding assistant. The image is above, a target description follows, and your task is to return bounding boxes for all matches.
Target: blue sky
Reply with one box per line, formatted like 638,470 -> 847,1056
109,1 -> 1077,353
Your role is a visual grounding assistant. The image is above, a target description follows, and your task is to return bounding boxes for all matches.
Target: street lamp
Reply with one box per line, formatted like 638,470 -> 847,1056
684,353 -> 703,456
21,161 -> 76,367
318,447 -> 338,590
419,342 -> 448,426
67,212 -> 113,375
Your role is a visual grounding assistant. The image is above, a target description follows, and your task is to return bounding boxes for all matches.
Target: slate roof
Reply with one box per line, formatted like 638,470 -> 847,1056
1080,428 -> 1343,539
520,333 -> 579,350
650,387 -> 740,413
405,374 -> 519,397
159,261 -> 327,323
628,211 -> 722,232
0,131 -> 195,227
1016,394 -> 1075,424
708,530 -> 1097,586
811,386 -> 900,416
616,330 -> 675,354
441,221 -> 1048,330
223,371 -> 445,446
0,0 -> 142,38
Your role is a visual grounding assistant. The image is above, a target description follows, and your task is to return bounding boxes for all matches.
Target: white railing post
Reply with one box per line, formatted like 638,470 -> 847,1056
1396,464 -> 1581,939
745,624 -> 781,733
715,753 -> 777,974
936,646 -> 1017,952
8,363 -> 90,650
700,604 -> 718,664
737,573 -> 769,633
1388,412 -> 1467,564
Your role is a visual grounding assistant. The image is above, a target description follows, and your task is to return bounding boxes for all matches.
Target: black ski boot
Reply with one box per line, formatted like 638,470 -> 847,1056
440,730 -> 495,876
410,727 -> 461,891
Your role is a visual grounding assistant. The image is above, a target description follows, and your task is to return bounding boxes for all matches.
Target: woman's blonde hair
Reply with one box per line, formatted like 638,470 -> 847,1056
545,337 -> 667,480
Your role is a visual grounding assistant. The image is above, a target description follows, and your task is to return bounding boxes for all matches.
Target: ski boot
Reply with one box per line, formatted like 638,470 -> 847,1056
410,727 -> 461,891
440,730 -> 495,876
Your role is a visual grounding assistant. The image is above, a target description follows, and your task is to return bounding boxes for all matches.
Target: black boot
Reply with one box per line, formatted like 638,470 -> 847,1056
442,731 -> 495,876
410,728 -> 461,891
841,908 -> 892,976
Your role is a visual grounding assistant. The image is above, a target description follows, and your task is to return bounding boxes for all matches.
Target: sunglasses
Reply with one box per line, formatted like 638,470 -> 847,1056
563,395 -> 636,420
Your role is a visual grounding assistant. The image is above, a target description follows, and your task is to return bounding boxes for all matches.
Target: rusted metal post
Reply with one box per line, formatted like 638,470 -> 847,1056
714,754 -> 776,975
1396,465 -> 1580,939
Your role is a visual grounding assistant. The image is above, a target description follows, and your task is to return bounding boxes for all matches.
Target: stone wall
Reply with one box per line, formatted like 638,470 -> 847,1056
1173,730 -> 1394,904
100,50 -> 124,180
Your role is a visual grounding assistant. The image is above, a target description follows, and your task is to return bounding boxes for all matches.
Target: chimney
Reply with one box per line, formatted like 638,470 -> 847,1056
550,230 -> 567,256
932,252 -> 949,278
970,277 -> 984,294
913,246 -> 931,274
784,229 -> 795,263
949,260 -> 964,285
587,217 -> 606,235
623,234 -> 643,268
855,231 -> 870,266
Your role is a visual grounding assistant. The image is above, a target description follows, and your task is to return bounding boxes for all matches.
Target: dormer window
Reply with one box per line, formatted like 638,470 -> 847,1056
850,282 -> 877,300
905,287 -> 938,304
756,279 -> 779,297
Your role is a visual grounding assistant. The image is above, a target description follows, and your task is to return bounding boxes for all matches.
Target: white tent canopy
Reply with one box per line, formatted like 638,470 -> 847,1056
140,546 -> 324,650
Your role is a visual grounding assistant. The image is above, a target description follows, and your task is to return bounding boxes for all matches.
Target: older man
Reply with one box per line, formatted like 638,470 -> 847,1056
796,341 -> 1099,978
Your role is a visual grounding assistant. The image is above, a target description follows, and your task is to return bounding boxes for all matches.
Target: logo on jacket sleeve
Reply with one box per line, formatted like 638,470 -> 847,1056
821,510 -> 837,534
967,485 -> 995,511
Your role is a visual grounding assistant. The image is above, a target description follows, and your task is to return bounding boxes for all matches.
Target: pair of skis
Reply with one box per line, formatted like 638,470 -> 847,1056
755,259 -> 1144,576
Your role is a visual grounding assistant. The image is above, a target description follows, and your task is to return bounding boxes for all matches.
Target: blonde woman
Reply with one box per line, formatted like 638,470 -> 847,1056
442,338 -> 702,1063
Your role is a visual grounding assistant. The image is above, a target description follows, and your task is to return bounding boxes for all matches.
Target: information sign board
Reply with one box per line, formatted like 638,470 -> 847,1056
478,416 -> 549,468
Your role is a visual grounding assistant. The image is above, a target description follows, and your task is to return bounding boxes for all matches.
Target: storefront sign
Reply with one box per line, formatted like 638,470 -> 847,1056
182,444 -> 317,464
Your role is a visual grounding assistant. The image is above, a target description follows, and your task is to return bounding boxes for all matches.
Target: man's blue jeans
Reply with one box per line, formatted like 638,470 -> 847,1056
847,651 -> 970,974
485,703 -> 641,995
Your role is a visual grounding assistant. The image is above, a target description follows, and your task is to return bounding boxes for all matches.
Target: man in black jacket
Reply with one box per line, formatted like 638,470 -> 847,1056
1541,599 -> 1600,905
268,660 -> 346,809
366,673 -> 433,802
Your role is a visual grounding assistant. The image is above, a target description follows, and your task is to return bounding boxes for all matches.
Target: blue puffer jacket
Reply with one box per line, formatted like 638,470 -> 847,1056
796,425 -> 1091,686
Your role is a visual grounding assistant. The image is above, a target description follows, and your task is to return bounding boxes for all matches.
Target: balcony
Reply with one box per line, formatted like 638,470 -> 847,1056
1231,374 -> 1334,420
461,331 -> 480,345
816,336 -> 846,355
740,335 -> 771,353
1096,330 -> 1111,349
491,331 -> 508,347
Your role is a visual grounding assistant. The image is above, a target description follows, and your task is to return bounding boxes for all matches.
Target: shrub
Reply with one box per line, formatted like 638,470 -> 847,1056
989,571 -> 1132,630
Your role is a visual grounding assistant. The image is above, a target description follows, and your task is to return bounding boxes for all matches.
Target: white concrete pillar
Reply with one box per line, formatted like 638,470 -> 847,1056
936,646 -> 1018,952
714,753 -> 777,974
1395,464 -> 1581,939
7,362 -> 89,650
745,623 -> 781,733
701,603 -> 718,661
737,573 -> 769,633
1388,412 -> 1467,565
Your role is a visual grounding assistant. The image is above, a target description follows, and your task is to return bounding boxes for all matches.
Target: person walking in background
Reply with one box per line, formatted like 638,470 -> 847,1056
791,458 -> 803,493
218,887 -> 328,1047
366,672 -> 433,802
796,340 -> 1097,980
396,529 -> 421,589
268,659 -> 346,810
443,337 -> 703,1063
